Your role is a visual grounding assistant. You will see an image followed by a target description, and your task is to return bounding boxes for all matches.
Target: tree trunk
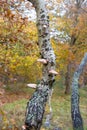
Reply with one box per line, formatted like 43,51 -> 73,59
23,0 -> 56,130
83,66 -> 87,86
65,0 -> 82,95
71,53 -> 87,130
70,35 -> 77,46
65,63 -> 71,94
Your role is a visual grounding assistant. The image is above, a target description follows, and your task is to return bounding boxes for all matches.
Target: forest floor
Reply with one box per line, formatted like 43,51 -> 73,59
0,81 -> 87,130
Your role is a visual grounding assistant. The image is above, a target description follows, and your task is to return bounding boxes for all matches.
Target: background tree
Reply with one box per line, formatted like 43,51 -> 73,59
71,53 -> 87,130
50,0 -> 87,94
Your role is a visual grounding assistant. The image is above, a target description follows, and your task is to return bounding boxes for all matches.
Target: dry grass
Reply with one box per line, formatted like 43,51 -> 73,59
0,82 -> 87,130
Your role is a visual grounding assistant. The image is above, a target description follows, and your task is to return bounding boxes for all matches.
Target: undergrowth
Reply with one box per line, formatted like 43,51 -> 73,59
0,82 -> 87,130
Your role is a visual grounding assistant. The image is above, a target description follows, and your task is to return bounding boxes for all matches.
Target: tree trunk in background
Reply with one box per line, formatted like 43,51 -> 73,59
65,34 -> 77,95
65,32 -> 77,95
83,73 -> 87,86
78,65 -> 87,88
71,53 -> 87,130
65,0 -> 83,94
24,0 -> 56,130
65,63 -> 71,94
83,66 -> 87,86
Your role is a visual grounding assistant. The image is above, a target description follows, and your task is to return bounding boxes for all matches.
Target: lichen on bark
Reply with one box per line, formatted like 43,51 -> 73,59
71,53 -> 87,130
24,0 -> 56,130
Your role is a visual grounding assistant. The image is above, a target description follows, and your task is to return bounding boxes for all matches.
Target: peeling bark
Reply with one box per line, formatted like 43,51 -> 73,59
24,0 -> 56,130
71,53 -> 87,130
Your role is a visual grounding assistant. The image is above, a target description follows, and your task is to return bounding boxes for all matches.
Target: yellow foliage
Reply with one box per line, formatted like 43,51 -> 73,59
51,39 -> 87,77
52,40 -> 75,73
24,22 -> 38,43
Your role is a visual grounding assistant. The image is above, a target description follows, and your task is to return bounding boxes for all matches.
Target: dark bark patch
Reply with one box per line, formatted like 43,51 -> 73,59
36,22 -> 40,26
38,29 -> 41,34
48,74 -> 54,77
41,14 -> 45,18
47,16 -> 49,19
43,39 -> 47,43
40,9 -> 44,13
42,43 -> 47,48
51,61 -> 55,66
45,48 -> 49,51
44,33 -> 49,36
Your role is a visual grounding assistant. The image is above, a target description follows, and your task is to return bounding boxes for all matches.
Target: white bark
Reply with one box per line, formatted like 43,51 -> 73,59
24,0 -> 56,130
71,53 -> 87,130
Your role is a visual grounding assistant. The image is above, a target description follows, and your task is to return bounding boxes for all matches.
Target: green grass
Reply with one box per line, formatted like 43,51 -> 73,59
3,99 -> 27,112
0,99 -> 28,130
0,81 -> 87,130
4,82 -> 35,94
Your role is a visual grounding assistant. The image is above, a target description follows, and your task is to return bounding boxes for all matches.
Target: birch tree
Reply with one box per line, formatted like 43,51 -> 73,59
71,53 -> 87,130
22,0 -> 57,130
